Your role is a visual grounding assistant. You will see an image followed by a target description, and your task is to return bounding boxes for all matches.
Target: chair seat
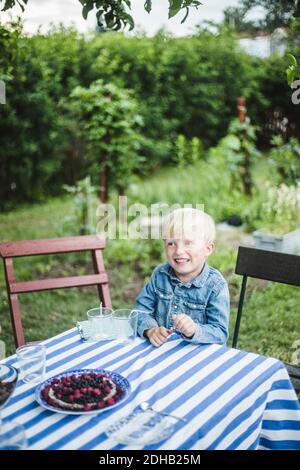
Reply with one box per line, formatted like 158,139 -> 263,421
285,363 -> 300,395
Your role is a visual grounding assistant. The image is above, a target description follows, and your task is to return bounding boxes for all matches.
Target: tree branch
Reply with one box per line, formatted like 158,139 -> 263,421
0,0 -> 203,31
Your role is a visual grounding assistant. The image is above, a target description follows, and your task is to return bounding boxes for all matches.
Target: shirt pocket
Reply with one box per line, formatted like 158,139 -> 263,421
155,288 -> 173,318
182,300 -> 206,323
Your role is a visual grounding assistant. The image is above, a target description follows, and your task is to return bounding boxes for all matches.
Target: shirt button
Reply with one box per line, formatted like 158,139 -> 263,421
174,305 -> 177,309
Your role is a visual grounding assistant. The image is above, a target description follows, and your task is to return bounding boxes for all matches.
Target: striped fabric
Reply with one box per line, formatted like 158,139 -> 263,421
2,329 -> 300,450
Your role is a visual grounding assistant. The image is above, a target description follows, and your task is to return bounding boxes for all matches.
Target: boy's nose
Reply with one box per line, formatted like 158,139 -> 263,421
175,250 -> 185,255
174,245 -> 186,256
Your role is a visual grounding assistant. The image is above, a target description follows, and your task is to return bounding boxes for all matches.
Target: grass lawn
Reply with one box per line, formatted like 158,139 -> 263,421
0,167 -> 299,365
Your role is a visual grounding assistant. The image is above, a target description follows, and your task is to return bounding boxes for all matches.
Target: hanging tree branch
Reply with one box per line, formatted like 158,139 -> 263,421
1,0 -> 203,31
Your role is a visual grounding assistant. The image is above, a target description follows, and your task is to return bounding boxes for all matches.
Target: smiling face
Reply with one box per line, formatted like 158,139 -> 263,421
164,229 -> 214,283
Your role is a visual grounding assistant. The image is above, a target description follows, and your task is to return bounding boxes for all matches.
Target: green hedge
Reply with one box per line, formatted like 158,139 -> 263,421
0,22 -> 299,208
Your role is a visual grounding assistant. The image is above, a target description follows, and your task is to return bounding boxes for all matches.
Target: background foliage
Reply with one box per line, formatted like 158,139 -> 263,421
1,21 -> 299,209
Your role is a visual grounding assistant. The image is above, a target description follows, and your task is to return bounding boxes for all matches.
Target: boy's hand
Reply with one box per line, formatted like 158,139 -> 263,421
145,326 -> 172,347
172,314 -> 196,339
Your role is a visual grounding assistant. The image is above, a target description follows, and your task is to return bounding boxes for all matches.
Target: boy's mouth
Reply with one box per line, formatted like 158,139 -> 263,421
173,258 -> 190,265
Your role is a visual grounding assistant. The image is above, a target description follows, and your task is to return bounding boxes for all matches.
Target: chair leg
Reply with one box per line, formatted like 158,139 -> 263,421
10,293 -> 25,348
3,258 -> 25,348
232,275 -> 247,349
92,249 -> 112,309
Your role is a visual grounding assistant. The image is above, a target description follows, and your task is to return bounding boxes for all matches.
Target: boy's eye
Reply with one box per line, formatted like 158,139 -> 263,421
167,241 -> 175,246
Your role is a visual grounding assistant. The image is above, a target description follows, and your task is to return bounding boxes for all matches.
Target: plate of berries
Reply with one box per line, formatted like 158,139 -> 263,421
35,369 -> 131,415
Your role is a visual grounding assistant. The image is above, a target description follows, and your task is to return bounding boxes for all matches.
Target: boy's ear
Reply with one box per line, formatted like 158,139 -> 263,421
205,242 -> 215,257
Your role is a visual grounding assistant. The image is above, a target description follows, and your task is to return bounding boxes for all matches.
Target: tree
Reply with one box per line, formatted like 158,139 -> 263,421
241,0 -> 300,31
0,0 -> 202,31
224,0 -> 300,34
64,80 -> 143,202
223,6 -> 256,34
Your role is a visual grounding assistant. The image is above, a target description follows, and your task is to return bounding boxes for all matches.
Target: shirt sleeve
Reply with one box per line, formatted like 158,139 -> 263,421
182,281 -> 230,345
135,269 -> 159,338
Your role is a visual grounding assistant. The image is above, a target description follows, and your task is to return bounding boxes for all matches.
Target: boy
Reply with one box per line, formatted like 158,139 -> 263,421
135,208 -> 230,347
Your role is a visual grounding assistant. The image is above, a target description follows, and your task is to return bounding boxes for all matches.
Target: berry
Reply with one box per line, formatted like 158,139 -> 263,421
106,397 -> 115,406
42,387 -> 49,399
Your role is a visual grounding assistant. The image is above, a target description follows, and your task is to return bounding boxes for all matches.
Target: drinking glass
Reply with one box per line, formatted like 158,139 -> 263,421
112,309 -> 140,344
86,307 -> 114,341
16,343 -> 46,384
0,364 -> 27,450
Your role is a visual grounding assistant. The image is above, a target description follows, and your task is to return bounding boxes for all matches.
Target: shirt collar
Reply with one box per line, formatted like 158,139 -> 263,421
159,262 -> 209,288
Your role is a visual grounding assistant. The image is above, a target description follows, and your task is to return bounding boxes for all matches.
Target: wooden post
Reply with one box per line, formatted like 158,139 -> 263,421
237,97 -> 252,196
237,96 -> 246,123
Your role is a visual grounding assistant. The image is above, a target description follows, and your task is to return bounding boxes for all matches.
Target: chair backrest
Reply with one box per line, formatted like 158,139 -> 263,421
0,235 -> 112,348
232,246 -> 300,348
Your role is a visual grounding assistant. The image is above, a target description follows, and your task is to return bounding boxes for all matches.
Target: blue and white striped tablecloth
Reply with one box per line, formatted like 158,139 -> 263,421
2,329 -> 300,450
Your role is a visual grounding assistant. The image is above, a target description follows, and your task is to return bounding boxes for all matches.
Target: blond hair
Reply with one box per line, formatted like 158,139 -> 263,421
161,208 -> 216,243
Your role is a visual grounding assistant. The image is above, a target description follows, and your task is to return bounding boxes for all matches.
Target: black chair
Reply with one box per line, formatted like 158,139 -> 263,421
232,246 -> 300,394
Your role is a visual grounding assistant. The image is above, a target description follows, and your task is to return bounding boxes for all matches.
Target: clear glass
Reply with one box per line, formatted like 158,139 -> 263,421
16,343 -> 46,384
0,420 -> 27,450
105,407 -> 178,446
86,307 -> 114,341
0,364 -> 27,450
112,309 -> 140,344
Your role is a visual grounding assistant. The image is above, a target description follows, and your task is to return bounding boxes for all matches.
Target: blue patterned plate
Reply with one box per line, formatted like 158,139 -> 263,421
35,368 -> 131,415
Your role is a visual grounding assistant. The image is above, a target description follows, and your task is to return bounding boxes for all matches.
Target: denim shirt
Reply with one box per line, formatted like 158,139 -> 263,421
135,262 -> 230,345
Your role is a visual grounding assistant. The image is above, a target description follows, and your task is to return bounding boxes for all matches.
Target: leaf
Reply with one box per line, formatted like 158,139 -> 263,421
223,135 -> 241,151
82,2 -> 94,20
16,0 -> 27,11
144,0 -> 152,14
286,67 -> 295,87
287,53 -> 298,67
2,0 -> 27,11
168,0 -> 183,19
123,12 -> 135,30
96,9 -> 104,25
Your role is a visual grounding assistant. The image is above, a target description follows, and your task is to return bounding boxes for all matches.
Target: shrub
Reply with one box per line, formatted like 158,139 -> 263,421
269,135 -> 300,185
259,182 -> 300,235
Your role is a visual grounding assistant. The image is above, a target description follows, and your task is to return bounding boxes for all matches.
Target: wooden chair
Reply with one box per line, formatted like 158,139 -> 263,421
0,235 -> 112,348
232,246 -> 300,394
